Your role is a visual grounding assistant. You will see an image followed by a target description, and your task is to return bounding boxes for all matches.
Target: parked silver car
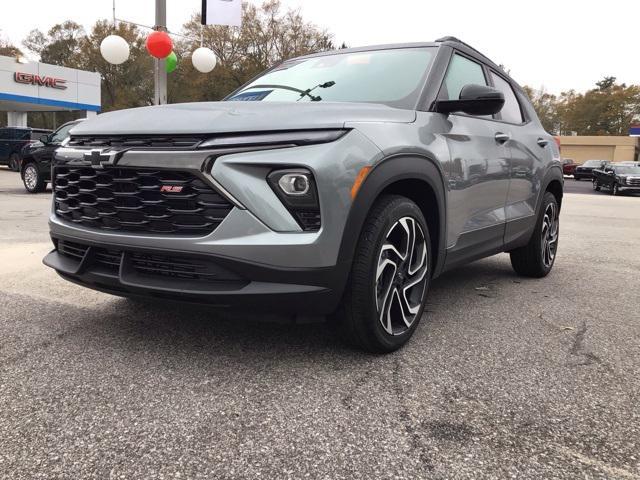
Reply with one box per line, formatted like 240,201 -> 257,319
44,37 -> 563,352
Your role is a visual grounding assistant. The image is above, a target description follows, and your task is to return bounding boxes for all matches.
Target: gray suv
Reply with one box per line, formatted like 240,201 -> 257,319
44,37 -> 563,352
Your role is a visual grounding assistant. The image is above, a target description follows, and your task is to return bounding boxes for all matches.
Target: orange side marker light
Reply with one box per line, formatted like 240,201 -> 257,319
351,166 -> 371,200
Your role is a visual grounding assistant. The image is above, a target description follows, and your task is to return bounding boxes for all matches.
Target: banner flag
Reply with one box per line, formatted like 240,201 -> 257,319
202,0 -> 242,27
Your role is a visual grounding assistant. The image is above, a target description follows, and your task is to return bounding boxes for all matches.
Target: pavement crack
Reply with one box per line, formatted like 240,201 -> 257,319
568,321 -> 602,366
340,368 -> 371,410
554,445 -> 640,479
392,356 -> 435,472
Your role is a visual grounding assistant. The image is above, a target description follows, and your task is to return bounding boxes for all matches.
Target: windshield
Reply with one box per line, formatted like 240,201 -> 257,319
227,47 -> 436,109
614,165 -> 640,174
583,160 -> 607,167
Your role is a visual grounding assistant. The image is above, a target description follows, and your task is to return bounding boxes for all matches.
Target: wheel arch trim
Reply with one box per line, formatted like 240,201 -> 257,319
336,153 -> 448,283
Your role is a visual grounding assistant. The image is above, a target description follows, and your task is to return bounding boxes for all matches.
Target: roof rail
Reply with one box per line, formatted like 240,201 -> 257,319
435,36 -> 497,68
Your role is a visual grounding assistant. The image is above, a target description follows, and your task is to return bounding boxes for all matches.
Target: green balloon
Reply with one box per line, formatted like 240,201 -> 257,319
165,51 -> 177,73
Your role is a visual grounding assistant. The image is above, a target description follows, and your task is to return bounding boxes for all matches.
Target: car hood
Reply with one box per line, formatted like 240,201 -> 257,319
70,101 -> 416,136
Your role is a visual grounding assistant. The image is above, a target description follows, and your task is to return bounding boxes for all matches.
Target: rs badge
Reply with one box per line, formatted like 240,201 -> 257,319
160,185 -> 183,193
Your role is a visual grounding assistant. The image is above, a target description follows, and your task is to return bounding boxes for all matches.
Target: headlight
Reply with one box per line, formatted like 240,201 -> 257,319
198,129 -> 348,149
267,168 -> 320,231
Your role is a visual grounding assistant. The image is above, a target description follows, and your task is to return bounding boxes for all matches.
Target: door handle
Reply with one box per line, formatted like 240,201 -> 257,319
495,132 -> 510,144
537,138 -> 549,147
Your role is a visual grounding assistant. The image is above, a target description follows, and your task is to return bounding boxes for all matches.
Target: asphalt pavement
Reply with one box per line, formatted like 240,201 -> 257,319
1,168 -> 639,479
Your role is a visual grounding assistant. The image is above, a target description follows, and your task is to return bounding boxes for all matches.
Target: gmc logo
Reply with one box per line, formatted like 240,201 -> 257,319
160,185 -> 183,193
14,72 -> 67,90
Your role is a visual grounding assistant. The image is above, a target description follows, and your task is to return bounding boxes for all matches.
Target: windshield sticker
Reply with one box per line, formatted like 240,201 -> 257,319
347,54 -> 372,65
228,90 -> 274,101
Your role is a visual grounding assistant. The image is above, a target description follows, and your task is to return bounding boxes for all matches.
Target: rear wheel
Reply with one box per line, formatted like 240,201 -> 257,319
337,195 -> 431,353
22,162 -> 46,193
8,153 -> 20,172
510,192 -> 559,278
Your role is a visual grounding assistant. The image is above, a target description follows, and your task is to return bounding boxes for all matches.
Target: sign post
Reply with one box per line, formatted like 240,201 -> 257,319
154,0 -> 167,105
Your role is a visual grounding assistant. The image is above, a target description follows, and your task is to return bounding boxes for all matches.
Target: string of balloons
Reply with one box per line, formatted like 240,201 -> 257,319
100,30 -> 217,73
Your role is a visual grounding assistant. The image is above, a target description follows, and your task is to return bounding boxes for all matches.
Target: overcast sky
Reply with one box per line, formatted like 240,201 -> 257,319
1,0 -> 638,94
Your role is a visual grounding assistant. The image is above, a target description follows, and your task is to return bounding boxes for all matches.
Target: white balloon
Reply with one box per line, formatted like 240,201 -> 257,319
192,47 -> 217,73
100,35 -> 130,65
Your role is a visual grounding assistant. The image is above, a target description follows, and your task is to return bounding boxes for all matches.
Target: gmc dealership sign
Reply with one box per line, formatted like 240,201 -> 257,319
14,72 -> 67,90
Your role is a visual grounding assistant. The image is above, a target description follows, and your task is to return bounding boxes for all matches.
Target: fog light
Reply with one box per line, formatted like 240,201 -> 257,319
278,173 -> 310,196
267,169 -> 321,231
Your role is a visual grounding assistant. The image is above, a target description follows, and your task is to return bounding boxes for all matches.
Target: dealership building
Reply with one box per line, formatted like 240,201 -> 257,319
0,55 -> 100,126
559,135 -> 639,164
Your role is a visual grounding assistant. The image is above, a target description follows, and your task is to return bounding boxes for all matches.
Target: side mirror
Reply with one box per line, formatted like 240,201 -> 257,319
39,134 -> 50,144
435,84 -> 505,116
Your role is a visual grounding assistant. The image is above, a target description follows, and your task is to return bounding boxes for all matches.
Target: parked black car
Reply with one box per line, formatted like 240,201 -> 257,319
20,120 -> 83,193
0,126 -> 52,171
574,159 -> 610,180
593,163 -> 640,195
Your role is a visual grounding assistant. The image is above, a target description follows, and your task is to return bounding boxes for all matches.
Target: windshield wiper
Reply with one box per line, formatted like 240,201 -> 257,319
296,81 -> 336,102
242,81 -> 335,102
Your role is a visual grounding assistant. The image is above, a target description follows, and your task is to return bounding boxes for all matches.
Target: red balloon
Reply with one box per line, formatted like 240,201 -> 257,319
146,31 -> 173,59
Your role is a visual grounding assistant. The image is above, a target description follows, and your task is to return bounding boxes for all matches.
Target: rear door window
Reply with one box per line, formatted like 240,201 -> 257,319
15,130 -> 29,140
489,72 -> 524,124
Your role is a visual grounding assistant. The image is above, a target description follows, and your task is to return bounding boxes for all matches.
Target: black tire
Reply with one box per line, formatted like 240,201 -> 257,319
593,180 -> 600,191
510,192 -> 559,278
574,177 -> 580,181
8,153 -> 20,172
336,195 -> 431,353
21,162 -> 47,193
611,183 -> 619,196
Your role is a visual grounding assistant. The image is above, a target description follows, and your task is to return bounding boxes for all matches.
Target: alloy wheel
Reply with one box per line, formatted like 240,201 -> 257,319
375,217 -> 428,335
24,165 -> 38,191
541,203 -> 559,269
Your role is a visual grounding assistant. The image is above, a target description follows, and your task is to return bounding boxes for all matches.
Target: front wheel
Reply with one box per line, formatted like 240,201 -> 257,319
592,180 -> 600,191
611,183 -> 619,196
337,195 -> 431,353
22,162 -> 47,193
8,153 -> 20,172
510,192 -> 559,278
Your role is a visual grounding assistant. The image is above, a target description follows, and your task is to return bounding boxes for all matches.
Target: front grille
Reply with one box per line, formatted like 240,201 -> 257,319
54,166 -> 234,236
627,177 -> 640,186
94,248 -> 122,272
58,240 -> 89,260
129,252 -> 230,282
67,135 -> 204,149
56,241 -> 245,286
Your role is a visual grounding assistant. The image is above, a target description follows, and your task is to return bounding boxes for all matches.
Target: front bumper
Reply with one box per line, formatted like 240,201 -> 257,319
574,169 -> 593,178
45,130 -> 383,312
44,234 -> 346,314
617,185 -> 640,193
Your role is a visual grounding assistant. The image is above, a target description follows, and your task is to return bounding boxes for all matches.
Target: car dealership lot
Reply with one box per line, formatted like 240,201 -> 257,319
1,169 -> 639,479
